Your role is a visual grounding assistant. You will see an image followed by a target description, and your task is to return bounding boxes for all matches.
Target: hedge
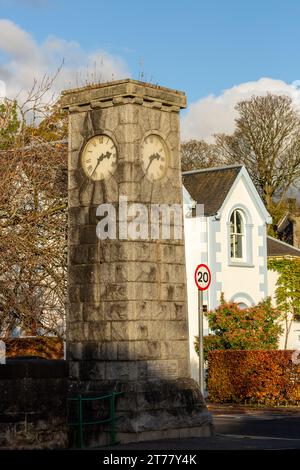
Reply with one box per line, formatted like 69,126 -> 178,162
2,337 -> 63,359
208,350 -> 300,405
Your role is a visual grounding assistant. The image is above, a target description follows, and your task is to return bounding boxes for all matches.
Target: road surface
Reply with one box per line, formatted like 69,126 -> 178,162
109,407 -> 300,450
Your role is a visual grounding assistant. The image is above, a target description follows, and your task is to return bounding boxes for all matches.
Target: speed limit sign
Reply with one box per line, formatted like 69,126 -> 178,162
194,263 -> 211,291
194,263 -> 211,395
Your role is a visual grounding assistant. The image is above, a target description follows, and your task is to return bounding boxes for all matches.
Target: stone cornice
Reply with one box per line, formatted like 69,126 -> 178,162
60,79 -> 186,113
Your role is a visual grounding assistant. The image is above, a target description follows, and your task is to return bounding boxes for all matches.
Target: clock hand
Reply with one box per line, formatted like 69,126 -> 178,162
145,152 -> 161,173
90,152 -> 112,177
90,156 -> 102,178
101,151 -> 112,161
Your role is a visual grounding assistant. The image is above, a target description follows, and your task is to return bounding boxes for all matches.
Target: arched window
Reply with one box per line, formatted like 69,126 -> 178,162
230,210 -> 244,259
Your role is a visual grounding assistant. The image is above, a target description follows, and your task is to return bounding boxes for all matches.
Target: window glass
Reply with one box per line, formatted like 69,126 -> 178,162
230,210 -> 244,259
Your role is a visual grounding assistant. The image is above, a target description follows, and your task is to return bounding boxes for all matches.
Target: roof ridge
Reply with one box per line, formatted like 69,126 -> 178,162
182,164 -> 243,175
267,235 -> 300,253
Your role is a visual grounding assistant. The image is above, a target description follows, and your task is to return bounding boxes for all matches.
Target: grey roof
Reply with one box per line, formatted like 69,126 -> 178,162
182,165 -> 243,216
267,236 -> 300,258
277,211 -> 300,232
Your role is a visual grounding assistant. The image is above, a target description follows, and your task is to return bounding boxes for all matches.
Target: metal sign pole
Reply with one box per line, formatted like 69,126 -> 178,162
198,289 -> 204,395
195,263 -> 210,397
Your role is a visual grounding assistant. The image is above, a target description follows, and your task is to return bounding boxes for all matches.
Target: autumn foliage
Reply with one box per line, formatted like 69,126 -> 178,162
208,350 -> 300,405
4,337 -> 63,359
205,296 -> 282,350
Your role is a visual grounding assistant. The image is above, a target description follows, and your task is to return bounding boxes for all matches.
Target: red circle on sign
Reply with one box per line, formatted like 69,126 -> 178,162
194,263 -> 211,291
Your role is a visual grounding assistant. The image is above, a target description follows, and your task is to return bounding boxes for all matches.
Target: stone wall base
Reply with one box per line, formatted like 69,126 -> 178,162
68,377 -> 214,447
117,423 -> 213,444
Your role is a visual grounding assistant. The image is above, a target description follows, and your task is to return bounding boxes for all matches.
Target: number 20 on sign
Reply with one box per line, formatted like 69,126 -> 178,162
194,263 -> 211,291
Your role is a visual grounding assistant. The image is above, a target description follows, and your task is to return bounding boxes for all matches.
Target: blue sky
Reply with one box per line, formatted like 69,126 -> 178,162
1,0 -> 300,140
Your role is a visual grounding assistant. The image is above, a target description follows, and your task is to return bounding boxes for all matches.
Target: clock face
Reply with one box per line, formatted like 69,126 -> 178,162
81,135 -> 117,180
141,134 -> 169,180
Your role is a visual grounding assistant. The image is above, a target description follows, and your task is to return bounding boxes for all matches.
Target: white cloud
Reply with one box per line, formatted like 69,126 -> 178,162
0,19 -> 129,102
181,78 -> 300,142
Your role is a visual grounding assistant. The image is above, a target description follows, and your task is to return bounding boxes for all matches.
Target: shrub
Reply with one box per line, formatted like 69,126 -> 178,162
208,350 -> 300,405
205,296 -> 282,350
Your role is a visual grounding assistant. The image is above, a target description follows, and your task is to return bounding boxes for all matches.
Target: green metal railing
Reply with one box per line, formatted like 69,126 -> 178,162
68,391 -> 123,448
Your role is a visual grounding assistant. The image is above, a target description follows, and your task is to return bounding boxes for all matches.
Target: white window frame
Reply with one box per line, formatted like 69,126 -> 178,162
230,209 -> 245,260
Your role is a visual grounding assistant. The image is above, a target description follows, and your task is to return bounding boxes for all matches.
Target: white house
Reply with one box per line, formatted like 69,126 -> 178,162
182,164 -> 300,381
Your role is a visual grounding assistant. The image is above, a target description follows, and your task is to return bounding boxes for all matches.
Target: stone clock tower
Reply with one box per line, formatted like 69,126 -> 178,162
61,80 -> 212,443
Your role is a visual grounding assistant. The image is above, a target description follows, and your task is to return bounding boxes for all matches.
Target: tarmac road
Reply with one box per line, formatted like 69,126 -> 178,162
210,408 -> 300,449
213,411 -> 300,440
109,407 -> 300,450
